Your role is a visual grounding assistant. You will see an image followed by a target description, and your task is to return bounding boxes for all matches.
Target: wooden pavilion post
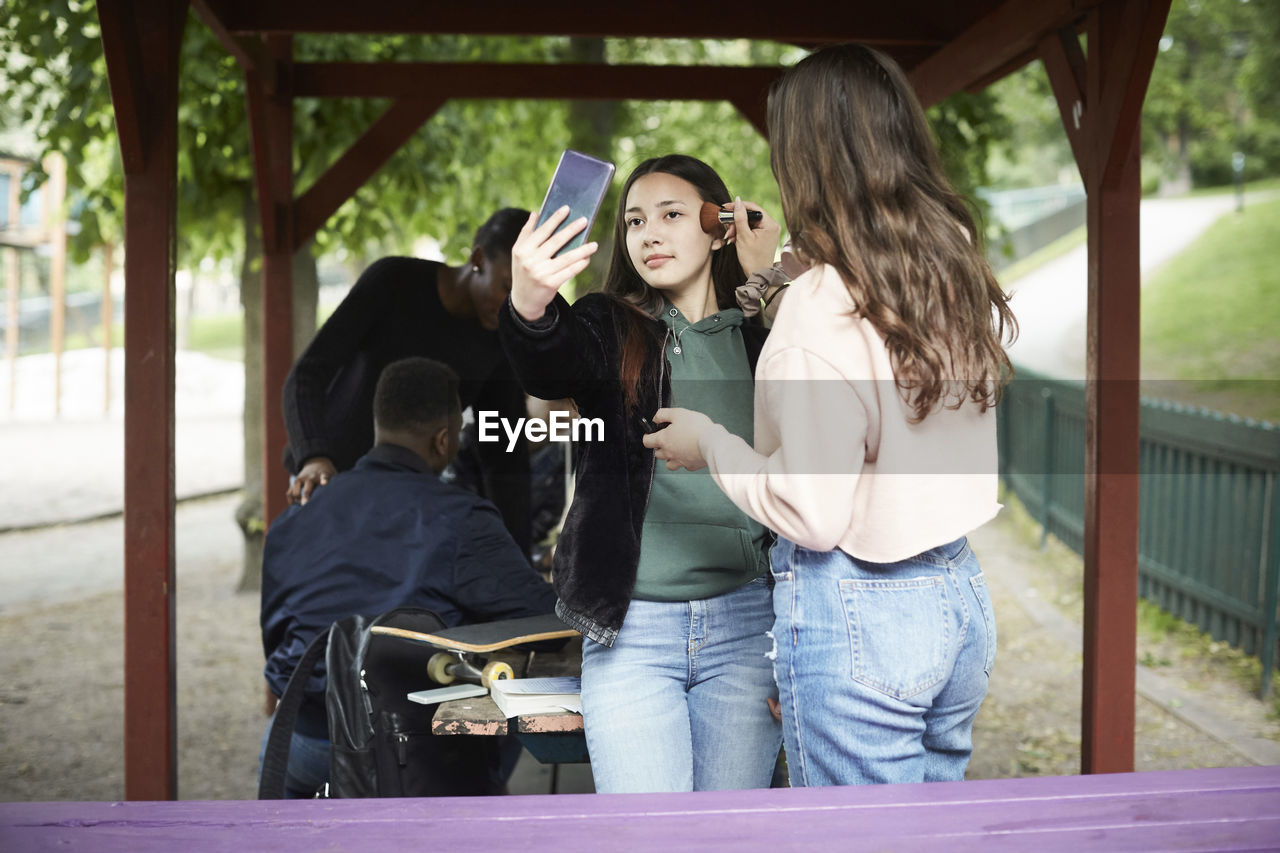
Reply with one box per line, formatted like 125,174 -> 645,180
246,35 -> 295,530
98,0 -> 189,799
102,241 -> 115,414
4,159 -> 19,411
45,153 -> 67,417
1040,0 -> 1170,773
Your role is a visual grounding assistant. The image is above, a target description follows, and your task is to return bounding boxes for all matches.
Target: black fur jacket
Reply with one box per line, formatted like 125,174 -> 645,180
498,291 -> 768,646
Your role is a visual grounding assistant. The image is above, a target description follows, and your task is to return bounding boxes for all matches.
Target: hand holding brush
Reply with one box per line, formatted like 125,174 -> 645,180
703,198 -> 783,278
698,201 -> 764,233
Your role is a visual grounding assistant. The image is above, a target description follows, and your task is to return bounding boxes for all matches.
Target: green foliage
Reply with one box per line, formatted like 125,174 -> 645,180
926,88 -> 1009,230
984,60 -> 1077,189
2,14 -> 1006,277
1144,0 -> 1280,187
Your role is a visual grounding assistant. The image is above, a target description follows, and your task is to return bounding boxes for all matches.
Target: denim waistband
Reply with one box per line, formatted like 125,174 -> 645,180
912,537 -> 972,569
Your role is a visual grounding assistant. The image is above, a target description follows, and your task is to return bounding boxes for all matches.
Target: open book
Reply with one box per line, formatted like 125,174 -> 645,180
489,677 -> 582,718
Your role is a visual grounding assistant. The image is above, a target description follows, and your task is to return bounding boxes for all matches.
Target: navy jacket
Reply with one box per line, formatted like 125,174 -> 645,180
261,443 -> 557,737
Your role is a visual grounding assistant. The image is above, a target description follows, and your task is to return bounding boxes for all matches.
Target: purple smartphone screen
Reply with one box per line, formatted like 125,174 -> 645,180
536,150 -> 615,257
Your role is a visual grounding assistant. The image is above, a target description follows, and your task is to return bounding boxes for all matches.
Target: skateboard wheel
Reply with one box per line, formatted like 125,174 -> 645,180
427,653 -> 456,685
480,660 -> 513,687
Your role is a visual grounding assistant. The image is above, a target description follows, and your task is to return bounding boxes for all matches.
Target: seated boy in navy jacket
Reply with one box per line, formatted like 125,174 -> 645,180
260,356 -> 556,797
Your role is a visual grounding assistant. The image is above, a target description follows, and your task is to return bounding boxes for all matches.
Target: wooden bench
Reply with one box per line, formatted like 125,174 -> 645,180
430,636 -> 587,764
3,765 -> 1276,851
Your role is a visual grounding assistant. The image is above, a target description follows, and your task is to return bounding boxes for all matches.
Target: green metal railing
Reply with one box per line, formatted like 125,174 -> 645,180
997,370 -> 1280,697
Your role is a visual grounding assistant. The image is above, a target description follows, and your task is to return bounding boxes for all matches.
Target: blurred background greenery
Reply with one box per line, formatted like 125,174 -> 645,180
1,0 -> 1276,371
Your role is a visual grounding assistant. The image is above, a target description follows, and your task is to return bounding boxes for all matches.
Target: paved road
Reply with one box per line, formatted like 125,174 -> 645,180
0,348 -> 243,530
1003,191 -> 1254,379
0,493 -> 243,614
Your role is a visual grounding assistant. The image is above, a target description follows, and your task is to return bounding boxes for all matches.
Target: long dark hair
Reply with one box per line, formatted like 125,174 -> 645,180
603,154 -> 746,411
768,44 -> 1017,422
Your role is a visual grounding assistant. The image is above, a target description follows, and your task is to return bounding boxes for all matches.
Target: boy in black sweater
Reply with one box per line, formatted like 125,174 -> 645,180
282,208 -> 532,552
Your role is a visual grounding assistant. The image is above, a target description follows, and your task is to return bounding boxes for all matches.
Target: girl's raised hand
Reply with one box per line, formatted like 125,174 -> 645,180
510,206 -> 599,323
724,198 -> 782,277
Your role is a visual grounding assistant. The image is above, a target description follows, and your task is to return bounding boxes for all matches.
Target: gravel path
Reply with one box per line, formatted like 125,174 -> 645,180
1,494 -> 1274,802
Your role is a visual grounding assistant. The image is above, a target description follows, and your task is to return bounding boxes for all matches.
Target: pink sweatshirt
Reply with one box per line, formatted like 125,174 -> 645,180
699,263 -> 1000,563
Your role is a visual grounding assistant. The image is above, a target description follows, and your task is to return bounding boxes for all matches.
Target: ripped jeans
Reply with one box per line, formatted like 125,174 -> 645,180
770,536 -> 996,787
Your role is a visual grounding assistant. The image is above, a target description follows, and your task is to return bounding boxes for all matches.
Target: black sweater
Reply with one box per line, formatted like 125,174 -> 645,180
281,256 -> 530,550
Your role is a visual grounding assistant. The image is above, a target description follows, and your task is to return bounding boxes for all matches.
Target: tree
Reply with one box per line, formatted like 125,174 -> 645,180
1143,0 -> 1280,189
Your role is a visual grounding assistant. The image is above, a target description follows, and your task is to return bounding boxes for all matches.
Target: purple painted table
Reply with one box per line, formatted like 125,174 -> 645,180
2,765 -> 1277,852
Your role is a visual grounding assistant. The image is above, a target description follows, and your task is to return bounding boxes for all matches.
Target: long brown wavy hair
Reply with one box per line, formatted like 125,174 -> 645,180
768,44 -> 1017,422
602,155 -> 750,412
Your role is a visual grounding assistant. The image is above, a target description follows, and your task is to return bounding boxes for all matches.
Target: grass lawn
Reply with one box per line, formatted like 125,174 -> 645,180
1140,196 -> 1280,423
185,312 -> 244,361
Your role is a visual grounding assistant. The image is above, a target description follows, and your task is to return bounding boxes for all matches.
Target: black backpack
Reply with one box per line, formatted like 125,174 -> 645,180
259,607 -> 508,799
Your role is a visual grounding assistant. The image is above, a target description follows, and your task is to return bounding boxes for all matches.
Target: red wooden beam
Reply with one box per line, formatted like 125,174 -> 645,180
292,62 -> 785,103
909,0 -> 1098,108
212,0 -> 964,44
1093,0 -> 1169,189
246,35 -> 296,532
1076,0 -> 1171,775
97,1 -> 149,173
963,47 -> 1039,95
191,0 -> 266,76
1040,25 -> 1089,182
295,96 -> 444,246
730,96 -> 769,139
98,0 -> 188,801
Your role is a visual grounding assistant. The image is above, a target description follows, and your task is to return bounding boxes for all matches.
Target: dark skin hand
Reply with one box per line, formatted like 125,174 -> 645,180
287,456 -> 337,506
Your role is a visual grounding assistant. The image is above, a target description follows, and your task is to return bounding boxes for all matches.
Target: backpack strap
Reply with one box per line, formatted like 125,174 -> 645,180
258,628 -> 331,799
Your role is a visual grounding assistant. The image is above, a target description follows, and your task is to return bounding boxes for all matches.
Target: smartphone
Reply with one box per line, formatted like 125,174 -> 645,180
639,416 -> 668,434
536,149 -> 616,258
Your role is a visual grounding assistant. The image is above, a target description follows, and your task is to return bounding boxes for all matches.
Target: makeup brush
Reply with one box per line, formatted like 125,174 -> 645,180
699,201 -> 763,234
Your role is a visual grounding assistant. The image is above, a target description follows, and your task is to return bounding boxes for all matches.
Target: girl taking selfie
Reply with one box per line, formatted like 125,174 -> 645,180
499,154 -> 783,793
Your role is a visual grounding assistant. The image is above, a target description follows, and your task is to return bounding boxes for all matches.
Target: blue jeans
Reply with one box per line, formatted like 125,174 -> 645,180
580,576 -> 781,793
770,536 -> 996,787
259,719 -> 330,799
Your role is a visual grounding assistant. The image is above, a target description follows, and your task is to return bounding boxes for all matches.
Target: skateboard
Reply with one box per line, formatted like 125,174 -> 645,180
370,613 -> 579,688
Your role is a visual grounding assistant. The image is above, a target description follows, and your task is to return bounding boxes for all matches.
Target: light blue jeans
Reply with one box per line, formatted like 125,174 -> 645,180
581,576 -> 781,793
770,536 -> 996,787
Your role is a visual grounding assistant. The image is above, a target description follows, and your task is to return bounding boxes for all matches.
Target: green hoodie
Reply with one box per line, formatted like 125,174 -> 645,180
632,303 -> 770,601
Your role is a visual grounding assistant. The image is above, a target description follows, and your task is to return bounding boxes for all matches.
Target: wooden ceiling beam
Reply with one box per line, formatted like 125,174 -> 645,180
294,97 -> 445,246
1092,0 -> 1168,188
191,0 -> 266,76
963,47 -> 1039,95
293,62 -> 784,101
908,0 -> 1098,108
212,0 -> 962,43
97,1 -> 149,172
1040,25 -> 1090,182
